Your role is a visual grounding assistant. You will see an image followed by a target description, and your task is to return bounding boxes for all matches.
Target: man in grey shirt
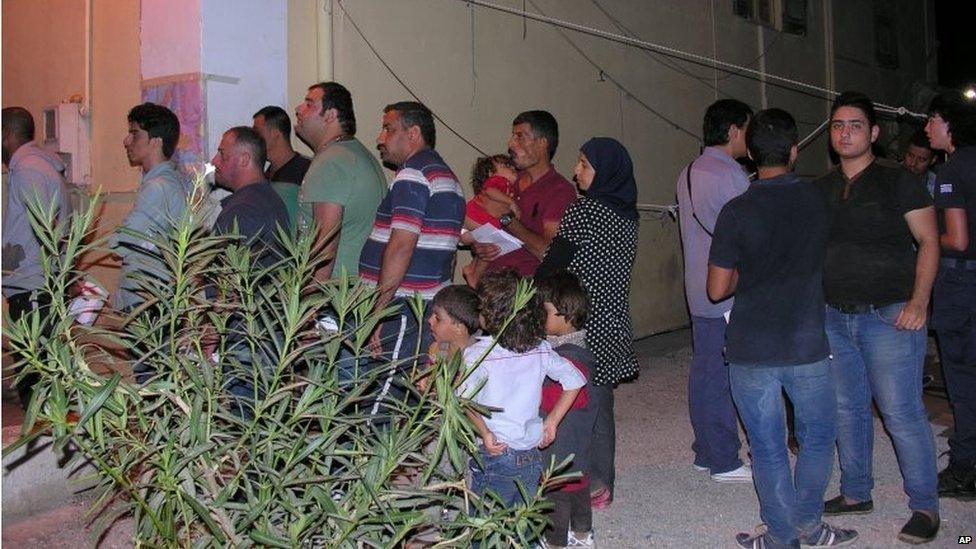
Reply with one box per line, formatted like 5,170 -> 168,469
112,103 -> 190,311
2,106 -> 72,406
676,99 -> 753,483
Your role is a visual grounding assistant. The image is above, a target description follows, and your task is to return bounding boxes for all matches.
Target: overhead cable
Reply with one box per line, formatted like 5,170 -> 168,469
336,0 -> 489,156
461,0 -> 927,118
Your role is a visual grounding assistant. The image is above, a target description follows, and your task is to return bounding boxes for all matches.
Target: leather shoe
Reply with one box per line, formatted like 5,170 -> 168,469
822,495 -> 873,515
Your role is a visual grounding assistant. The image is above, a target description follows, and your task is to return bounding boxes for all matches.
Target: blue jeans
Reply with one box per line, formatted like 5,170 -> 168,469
932,267 -> 976,470
825,303 -> 939,513
470,447 -> 543,507
689,315 -> 743,474
730,359 -> 835,548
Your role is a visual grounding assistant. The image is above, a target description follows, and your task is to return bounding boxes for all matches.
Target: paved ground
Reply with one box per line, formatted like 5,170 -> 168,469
3,329 -> 975,547
594,330 -> 975,548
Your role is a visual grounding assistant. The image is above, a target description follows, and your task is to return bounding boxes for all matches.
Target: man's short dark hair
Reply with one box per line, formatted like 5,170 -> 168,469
128,102 -> 181,159
702,99 -> 753,147
432,285 -> 481,334
227,126 -> 267,169
746,108 -> 798,168
513,110 -> 559,161
537,270 -> 590,331
908,127 -> 933,150
478,270 -> 545,353
310,82 -> 357,136
928,89 -> 976,148
830,91 -> 877,127
384,101 -> 436,149
1,106 -> 35,141
253,105 -> 293,141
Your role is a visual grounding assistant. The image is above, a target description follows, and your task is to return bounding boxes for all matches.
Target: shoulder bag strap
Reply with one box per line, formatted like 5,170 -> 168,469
685,160 -> 714,237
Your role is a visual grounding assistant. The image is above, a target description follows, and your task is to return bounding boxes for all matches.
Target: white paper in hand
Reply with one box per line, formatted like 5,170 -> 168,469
468,225 -> 524,256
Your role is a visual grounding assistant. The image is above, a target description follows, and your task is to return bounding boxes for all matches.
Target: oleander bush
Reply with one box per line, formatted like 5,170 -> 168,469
3,186 -> 562,548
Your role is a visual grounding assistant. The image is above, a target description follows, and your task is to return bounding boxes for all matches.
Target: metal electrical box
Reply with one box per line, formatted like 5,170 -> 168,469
42,103 -> 91,186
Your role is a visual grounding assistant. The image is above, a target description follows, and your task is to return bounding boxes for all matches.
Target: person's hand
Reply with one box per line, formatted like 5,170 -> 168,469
895,300 -> 928,331
473,242 -> 502,261
368,327 -> 383,358
483,431 -> 508,456
539,419 -> 557,449
509,202 -> 522,220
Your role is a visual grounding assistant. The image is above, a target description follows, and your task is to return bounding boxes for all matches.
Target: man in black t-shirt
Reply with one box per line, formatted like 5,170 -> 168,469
927,89 -> 976,500
816,92 -> 940,545
708,109 -> 855,549
252,105 -> 311,184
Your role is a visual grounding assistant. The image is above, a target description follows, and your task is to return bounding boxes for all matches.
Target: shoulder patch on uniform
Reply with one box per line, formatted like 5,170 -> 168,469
940,183 -> 953,194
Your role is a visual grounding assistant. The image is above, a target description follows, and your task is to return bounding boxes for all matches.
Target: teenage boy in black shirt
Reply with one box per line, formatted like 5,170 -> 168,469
817,91 -> 940,545
708,108 -> 855,549
927,88 -> 976,500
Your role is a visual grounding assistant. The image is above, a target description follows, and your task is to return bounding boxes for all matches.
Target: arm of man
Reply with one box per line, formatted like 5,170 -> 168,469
112,180 -> 167,253
896,206 -> 939,330
940,208 -> 969,252
368,228 -> 420,355
505,218 -> 560,260
707,265 -> 739,302
311,201 -> 344,281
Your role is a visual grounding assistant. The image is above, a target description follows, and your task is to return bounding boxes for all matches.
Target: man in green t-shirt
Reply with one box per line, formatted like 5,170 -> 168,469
294,81 -> 386,281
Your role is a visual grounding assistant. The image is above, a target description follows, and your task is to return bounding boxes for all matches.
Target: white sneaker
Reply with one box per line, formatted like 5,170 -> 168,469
693,464 -> 709,472
568,530 -> 595,547
711,464 -> 753,484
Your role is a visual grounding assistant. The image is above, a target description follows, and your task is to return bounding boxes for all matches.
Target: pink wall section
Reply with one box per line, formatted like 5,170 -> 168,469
140,0 -> 202,80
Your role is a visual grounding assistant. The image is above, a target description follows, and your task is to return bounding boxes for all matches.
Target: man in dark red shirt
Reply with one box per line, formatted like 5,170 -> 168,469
475,110 -> 576,276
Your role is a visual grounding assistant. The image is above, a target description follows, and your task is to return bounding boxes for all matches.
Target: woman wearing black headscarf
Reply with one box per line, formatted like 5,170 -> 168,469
537,137 -> 640,508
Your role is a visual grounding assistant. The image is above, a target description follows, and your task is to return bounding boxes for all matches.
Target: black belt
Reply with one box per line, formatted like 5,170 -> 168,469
941,257 -> 976,270
828,303 -> 886,314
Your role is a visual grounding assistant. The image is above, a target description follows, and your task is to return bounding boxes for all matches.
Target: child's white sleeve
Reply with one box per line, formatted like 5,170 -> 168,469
457,348 -> 488,398
546,351 -> 586,390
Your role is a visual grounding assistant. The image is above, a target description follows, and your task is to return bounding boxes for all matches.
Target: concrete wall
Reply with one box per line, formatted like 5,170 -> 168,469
285,0 -> 934,337
202,0 -> 288,157
2,0 -> 935,339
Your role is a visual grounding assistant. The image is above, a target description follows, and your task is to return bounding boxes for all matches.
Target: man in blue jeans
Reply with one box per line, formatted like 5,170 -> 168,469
709,108 -> 856,548
677,99 -> 754,483
816,92 -> 941,544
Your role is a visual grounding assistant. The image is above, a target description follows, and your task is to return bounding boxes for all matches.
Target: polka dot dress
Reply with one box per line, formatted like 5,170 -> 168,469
558,197 -> 639,386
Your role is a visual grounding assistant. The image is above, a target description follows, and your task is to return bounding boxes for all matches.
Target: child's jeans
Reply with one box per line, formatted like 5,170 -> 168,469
470,447 -> 543,507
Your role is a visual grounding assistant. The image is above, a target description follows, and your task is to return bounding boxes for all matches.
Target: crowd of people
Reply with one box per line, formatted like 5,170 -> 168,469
3,81 -> 975,548
682,89 -> 976,548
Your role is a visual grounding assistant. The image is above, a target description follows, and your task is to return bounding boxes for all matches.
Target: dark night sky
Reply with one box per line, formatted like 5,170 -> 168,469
935,1 -> 976,88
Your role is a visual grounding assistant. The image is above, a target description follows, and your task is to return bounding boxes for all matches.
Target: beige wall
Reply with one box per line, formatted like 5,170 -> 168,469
283,0 -> 933,337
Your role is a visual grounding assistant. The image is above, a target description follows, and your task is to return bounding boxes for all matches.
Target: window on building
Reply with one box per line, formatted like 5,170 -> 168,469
734,0 -> 807,35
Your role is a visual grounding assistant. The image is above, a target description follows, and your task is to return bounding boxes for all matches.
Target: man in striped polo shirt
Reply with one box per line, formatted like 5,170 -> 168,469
359,101 -> 465,381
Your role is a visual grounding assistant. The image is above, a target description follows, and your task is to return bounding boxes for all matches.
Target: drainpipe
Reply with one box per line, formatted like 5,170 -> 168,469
317,0 -> 334,81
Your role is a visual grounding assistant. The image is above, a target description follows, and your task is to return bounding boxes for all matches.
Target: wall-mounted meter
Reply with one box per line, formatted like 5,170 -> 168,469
42,103 -> 90,186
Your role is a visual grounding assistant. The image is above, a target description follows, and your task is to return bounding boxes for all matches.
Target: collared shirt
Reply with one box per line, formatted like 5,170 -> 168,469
458,337 -> 586,450
2,143 -> 71,297
358,148 -> 465,300
710,172 -> 830,366
677,146 -> 751,318
112,161 -> 190,310
487,167 -> 577,276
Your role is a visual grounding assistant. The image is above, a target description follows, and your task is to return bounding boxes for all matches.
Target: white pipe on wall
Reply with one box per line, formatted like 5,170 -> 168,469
317,0 -> 334,81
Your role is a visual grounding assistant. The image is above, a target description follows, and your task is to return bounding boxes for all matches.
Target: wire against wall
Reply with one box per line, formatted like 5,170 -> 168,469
460,0 -> 928,119
336,0 -> 489,156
